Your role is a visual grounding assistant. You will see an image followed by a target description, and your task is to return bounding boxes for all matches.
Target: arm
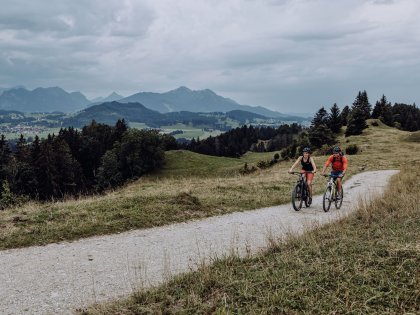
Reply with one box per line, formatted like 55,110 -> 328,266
321,156 -> 333,175
310,157 -> 317,173
288,156 -> 302,173
342,156 -> 348,175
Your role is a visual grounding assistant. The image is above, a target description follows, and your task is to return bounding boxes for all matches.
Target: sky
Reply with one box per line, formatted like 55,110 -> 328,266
1,0 -> 420,114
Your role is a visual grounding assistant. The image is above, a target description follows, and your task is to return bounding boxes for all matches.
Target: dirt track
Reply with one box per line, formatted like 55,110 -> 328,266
0,170 -> 398,315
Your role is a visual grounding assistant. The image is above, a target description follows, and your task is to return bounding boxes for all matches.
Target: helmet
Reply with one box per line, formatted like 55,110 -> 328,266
302,147 -> 311,153
333,146 -> 341,153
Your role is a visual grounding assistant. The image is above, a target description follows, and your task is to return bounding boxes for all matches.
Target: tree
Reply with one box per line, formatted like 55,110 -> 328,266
328,103 -> 342,133
372,95 -> 387,119
340,105 -> 350,126
352,90 -> 372,120
345,106 -> 367,136
309,107 -> 336,148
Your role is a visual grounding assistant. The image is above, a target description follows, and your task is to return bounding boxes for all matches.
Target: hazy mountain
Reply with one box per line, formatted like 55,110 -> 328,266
120,86 -> 299,119
0,87 -> 90,112
65,101 -> 165,127
64,101 -> 277,128
0,86 -> 25,96
90,92 -> 123,103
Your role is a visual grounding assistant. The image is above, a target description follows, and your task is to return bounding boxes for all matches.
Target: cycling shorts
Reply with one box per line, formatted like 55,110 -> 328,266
331,171 -> 343,179
302,171 -> 314,182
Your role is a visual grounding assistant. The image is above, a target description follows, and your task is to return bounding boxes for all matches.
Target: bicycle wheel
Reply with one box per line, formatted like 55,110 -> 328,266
304,185 -> 310,207
292,184 -> 303,211
335,188 -> 343,209
323,186 -> 332,212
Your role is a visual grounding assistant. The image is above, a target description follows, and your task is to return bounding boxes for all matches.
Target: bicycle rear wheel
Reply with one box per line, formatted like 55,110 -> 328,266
292,184 -> 303,211
335,188 -> 343,209
323,186 -> 332,212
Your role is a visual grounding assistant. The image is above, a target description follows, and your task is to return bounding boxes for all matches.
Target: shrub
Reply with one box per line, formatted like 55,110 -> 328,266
318,144 -> 332,156
257,160 -> 271,169
239,163 -> 257,175
346,144 -> 359,155
0,181 -> 28,210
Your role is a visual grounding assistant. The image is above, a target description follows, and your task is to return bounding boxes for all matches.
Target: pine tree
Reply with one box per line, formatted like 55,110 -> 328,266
340,105 -> 350,126
328,103 -> 342,133
309,107 -> 336,148
352,90 -> 372,120
345,106 -> 367,136
372,95 -> 387,119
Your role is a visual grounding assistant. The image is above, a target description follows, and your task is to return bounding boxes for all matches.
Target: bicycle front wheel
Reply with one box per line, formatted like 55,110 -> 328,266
335,188 -> 343,209
323,186 -> 332,212
292,184 -> 303,211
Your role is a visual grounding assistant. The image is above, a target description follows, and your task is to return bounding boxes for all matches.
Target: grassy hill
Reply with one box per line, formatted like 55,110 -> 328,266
0,120 -> 419,251
1,119 -> 419,313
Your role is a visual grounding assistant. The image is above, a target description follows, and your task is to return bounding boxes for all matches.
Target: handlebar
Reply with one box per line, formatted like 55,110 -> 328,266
289,171 -> 316,175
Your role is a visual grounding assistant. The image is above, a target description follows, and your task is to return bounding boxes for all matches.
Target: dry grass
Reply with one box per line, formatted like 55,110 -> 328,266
0,120 -> 419,249
80,162 -> 420,314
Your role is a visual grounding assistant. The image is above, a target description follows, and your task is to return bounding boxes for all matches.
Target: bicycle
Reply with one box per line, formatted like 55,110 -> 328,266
290,171 -> 313,211
322,174 -> 344,212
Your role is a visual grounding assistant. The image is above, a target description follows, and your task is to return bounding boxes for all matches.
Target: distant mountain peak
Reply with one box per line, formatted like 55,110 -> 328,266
173,86 -> 192,92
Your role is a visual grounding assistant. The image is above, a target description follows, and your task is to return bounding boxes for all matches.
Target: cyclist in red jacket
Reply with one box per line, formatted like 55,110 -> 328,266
321,146 -> 348,198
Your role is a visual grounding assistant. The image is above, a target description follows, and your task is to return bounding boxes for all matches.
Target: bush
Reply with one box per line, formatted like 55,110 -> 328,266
318,144 -> 332,156
239,163 -> 257,175
257,160 -> 271,169
345,144 -> 359,155
0,181 -> 28,210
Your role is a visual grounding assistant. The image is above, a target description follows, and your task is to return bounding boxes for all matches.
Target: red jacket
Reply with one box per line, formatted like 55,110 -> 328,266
325,155 -> 348,171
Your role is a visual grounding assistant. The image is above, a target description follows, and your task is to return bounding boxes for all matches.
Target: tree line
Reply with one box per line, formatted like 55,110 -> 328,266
0,119 -> 177,202
184,90 -> 419,160
282,91 -> 420,158
185,124 -> 302,157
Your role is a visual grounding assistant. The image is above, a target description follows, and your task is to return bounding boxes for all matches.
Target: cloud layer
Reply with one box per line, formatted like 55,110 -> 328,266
1,0 -> 419,112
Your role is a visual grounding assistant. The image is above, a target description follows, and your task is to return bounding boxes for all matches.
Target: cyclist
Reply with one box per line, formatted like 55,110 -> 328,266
288,147 -> 317,203
321,146 -> 348,198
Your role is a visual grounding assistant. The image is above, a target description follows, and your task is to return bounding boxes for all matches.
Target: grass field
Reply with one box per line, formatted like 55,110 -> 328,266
81,162 -> 419,314
0,120 -> 419,250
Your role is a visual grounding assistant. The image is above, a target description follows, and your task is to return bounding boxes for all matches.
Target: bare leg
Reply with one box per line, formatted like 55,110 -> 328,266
307,180 -> 312,197
337,178 -> 342,192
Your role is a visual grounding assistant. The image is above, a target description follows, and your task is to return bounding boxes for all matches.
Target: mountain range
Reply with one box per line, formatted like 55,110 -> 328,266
63,101 -> 280,128
0,86 -> 307,120
0,87 -> 90,112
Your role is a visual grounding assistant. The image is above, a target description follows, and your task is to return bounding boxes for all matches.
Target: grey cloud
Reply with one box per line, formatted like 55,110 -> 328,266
0,0 -> 155,38
371,0 -> 394,4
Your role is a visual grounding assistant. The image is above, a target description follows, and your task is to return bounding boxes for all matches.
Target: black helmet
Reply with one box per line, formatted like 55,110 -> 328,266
303,147 -> 311,153
333,146 -> 341,153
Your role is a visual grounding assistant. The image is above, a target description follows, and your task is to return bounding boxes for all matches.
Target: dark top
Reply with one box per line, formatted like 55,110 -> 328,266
301,156 -> 314,171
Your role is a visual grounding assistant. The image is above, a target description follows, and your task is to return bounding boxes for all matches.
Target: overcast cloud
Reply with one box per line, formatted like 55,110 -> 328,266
1,0 -> 419,113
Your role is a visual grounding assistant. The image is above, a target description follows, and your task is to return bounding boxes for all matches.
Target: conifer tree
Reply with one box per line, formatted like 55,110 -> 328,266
352,90 -> 372,120
328,103 -> 342,133
309,107 -> 336,148
340,105 -> 350,126
345,106 -> 367,136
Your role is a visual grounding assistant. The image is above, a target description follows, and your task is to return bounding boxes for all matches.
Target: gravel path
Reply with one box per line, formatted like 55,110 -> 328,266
0,170 -> 398,315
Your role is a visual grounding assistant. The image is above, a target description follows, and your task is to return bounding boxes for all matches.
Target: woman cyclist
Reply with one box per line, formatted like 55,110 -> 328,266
288,147 -> 317,204
321,146 -> 348,198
